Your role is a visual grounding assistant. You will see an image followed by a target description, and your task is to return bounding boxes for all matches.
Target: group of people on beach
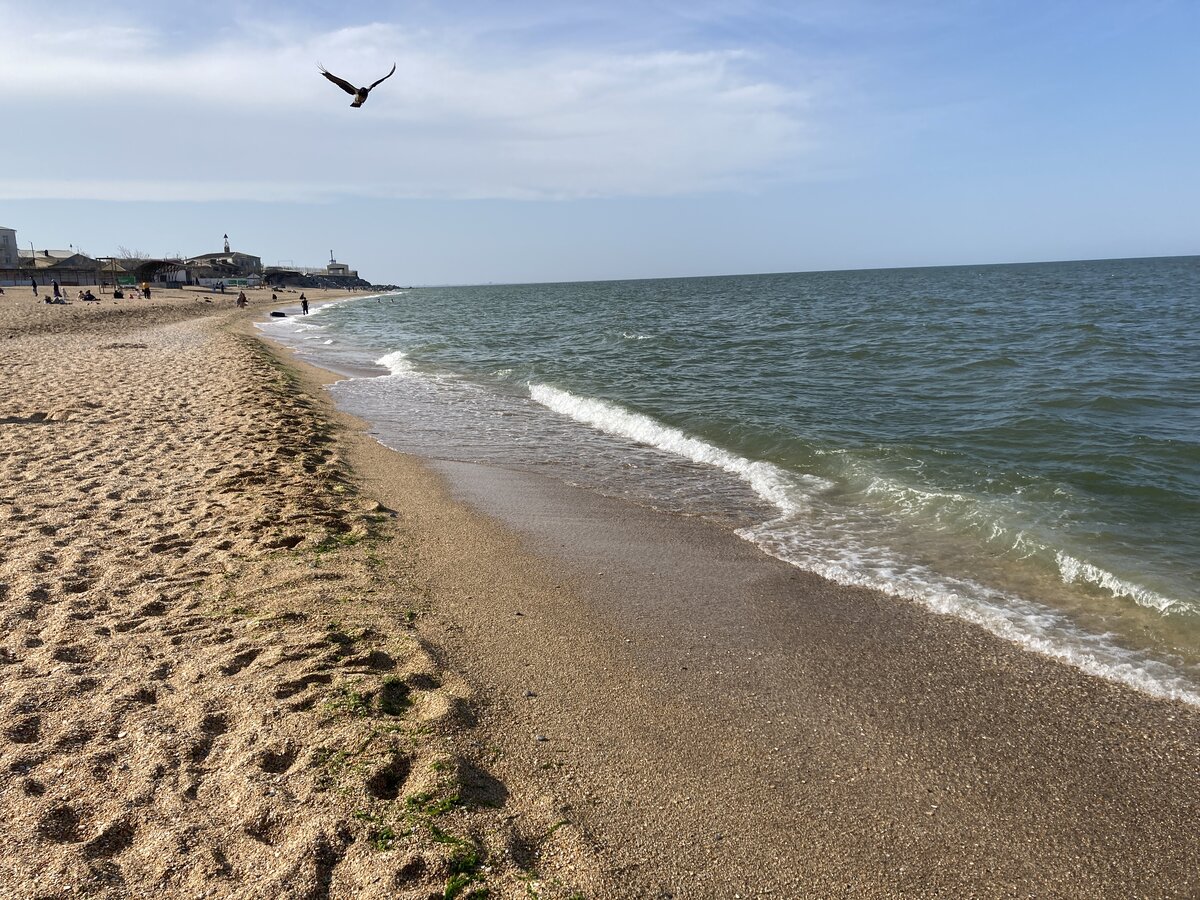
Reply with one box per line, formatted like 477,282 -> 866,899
12,278 -> 314,314
20,275 -> 146,304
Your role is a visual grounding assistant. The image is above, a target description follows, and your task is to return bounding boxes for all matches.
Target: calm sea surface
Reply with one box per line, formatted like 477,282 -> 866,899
262,257 -> 1200,704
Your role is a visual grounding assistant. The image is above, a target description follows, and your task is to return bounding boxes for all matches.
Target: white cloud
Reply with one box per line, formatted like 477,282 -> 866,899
0,10 -> 825,202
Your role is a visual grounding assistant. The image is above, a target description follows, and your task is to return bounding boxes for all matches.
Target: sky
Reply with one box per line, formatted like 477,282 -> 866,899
1,0 -> 1197,284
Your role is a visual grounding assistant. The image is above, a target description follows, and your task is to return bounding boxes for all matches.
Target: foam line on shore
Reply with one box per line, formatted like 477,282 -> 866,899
529,382 -> 829,514
859,470 -> 1192,617
529,382 -> 1200,707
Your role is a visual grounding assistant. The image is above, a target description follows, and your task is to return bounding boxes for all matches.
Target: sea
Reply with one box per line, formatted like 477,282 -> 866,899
260,256 -> 1200,706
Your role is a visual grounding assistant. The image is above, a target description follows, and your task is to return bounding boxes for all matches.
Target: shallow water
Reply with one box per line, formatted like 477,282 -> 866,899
261,257 -> 1200,704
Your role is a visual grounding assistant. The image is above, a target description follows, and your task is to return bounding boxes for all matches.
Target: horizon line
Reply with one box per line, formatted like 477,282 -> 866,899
394,252 -> 1200,290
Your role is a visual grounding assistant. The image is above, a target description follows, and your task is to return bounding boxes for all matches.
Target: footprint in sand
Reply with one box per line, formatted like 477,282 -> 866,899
363,751 -> 412,800
119,684 -> 158,706
189,712 -> 230,764
6,716 -> 41,744
137,599 -> 168,617
255,743 -> 299,774
36,804 -> 88,843
274,671 -> 333,700
51,644 -> 93,664
220,647 -> 262,676
83,817 -> 136,859
52,725 -> 94,752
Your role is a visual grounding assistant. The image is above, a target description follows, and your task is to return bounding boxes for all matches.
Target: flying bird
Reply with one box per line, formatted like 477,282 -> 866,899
318,62 -> 397,108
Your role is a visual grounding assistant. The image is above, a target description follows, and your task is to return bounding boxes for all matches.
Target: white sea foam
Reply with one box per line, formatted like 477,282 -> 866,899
375,350 -> 417,377
1055,552 -> 1190,616
309,294 -> 376,317
528,382 -> 1200,707
746,523 -> 1200,705
528,383 -> 828,514
863,472 -> 1195,617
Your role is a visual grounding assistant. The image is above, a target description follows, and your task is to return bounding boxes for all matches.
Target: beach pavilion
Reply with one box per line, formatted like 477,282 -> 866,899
13,248 -> 101,287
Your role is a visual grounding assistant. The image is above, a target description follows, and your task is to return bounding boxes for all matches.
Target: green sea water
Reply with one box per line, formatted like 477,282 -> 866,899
264,256 -> 1200,704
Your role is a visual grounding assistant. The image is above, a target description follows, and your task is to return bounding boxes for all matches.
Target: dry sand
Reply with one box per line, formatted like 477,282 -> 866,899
0,287 -> 600,899
2,285 -> 1198,899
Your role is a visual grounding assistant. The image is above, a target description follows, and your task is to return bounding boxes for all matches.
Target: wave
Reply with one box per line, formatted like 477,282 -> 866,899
309,294 -> 377,317
860,471 -> 1195,617
528,383 -> 829,514
528,382 -> 1200,707
1055,552 -> 1191,616
375,350 -> 417,377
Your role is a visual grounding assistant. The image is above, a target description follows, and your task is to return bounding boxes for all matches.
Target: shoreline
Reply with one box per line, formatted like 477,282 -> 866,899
1,287 -> 1195,897
263,292 -> 1200,709
259,311 -> 1200,895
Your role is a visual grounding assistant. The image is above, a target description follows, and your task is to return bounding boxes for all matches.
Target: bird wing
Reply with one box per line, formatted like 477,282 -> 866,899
368,63 -> 397,91
318,65 -> 359,96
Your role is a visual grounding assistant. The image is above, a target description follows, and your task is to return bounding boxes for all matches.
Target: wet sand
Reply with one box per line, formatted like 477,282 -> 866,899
405,459 -> 1200,896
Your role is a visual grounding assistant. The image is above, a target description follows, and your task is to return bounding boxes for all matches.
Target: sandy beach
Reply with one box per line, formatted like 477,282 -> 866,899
0,287 -> 600,899
2,287 -> 1197,898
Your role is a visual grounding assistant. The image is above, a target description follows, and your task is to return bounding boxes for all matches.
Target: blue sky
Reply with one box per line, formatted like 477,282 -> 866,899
2,0 -> 1196,283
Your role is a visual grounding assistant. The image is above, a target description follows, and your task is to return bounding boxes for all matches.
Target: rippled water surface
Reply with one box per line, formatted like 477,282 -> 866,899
262,257 -> 1200,703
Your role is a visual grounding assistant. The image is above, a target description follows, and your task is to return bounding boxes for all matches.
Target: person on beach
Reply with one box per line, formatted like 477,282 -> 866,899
30,277 -> 37,295
52,280 -> 61,300
236,291 -> 248,308
143,284 -> 152,299
300,294 -> 309,315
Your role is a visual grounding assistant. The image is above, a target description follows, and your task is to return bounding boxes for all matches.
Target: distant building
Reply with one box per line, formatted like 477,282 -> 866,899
326,251 -> 357,278
16,248 -> 101,286
97,257 -> 193,287
263,252 -> 368,289
184,236 -> 263,287
187,250 -> 263,277
0,226 -> 17,269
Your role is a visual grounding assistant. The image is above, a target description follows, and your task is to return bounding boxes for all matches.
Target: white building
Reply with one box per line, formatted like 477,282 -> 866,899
0,226 -> 17,269
326,252 -> 357,277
